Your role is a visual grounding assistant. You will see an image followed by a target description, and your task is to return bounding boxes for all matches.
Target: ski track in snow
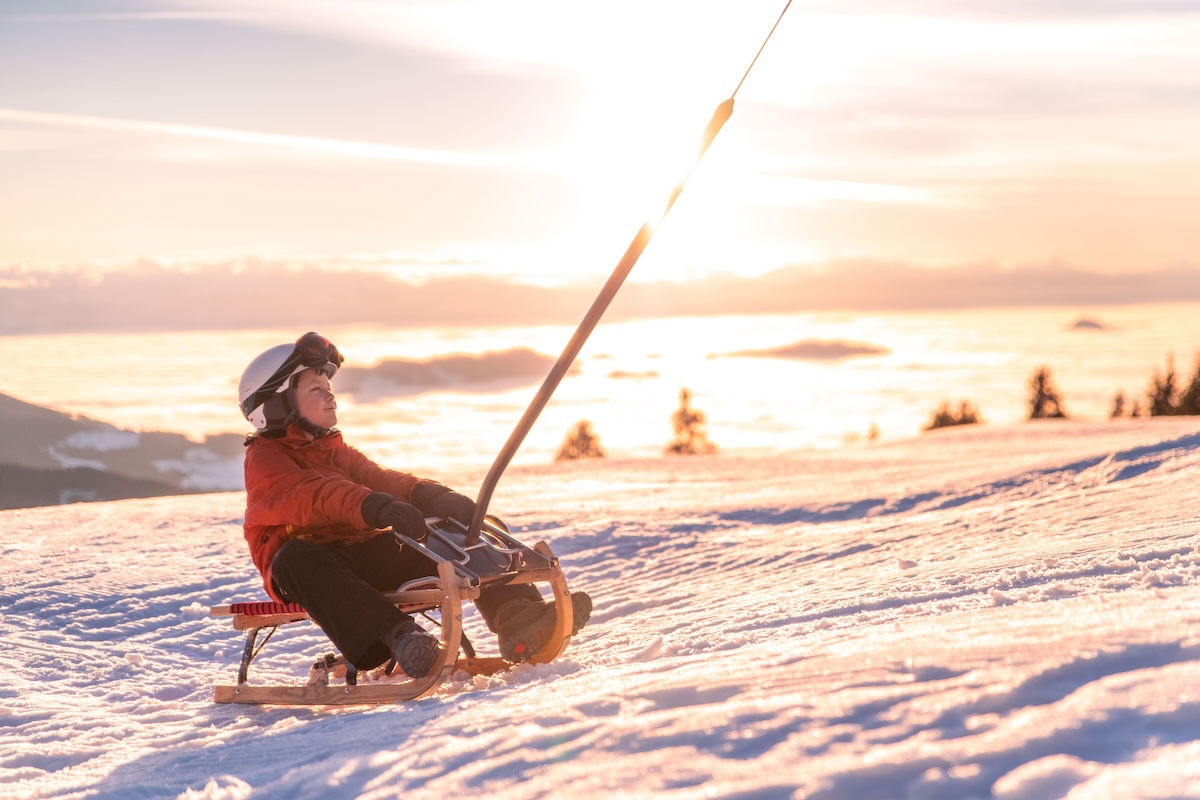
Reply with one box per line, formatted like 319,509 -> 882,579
3,419 -> 1200,799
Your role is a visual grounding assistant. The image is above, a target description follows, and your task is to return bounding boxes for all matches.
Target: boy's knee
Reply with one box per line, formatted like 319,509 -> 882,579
270,539 -> 333,594
272,538 -> 315,571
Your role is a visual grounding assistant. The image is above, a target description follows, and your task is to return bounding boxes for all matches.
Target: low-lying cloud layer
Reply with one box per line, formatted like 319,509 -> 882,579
716,339 -> 890,360
3,259 -> 1199,335
335,348 -> 568,398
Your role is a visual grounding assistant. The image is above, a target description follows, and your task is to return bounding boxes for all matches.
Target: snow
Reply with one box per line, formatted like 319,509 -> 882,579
3,419 -> 1200,799
61,430 -> 142,453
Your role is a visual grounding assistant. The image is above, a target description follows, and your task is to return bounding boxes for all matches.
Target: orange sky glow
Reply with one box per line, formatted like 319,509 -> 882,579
2,0 -> 1200,293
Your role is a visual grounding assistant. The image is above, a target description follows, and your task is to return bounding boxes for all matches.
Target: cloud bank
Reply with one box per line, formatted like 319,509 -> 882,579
3,258 -> 1200,335
335,348 -> 569,399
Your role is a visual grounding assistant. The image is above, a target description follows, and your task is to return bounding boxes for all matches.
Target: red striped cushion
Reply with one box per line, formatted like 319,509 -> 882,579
227,601 -> 307,616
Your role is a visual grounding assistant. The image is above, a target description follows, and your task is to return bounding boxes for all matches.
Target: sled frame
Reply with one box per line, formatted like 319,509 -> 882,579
210,522 -> 573,706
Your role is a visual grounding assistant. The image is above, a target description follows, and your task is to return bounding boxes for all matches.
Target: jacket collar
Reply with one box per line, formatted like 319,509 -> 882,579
274,423 -> 344,448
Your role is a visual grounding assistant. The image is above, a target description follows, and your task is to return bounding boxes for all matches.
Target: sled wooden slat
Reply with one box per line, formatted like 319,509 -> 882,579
213,656 -> 512,706
215,682 -> 431,706
219,611 -> 310,631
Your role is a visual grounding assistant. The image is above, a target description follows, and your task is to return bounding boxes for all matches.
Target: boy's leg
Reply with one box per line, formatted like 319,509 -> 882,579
271,535 -> 422,670
477,583 -> 593,663
475,582 -> 543,631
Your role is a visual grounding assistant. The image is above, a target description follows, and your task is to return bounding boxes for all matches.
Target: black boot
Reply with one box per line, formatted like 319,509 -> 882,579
386,615 -> 439,678
495,592 -> 593,663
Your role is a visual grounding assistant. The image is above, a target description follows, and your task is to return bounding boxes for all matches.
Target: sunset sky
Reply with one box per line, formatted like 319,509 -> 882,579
3,0 -> 1200,289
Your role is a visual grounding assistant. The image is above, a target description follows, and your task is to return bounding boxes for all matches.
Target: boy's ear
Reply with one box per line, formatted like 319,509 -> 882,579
261,391 -> 294,430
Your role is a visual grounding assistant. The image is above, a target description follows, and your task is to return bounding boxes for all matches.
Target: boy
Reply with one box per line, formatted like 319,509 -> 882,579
237,332 -> 590,678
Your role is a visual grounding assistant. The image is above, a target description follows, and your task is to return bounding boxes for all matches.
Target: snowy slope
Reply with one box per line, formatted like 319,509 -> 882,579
3,419 -> 1200,800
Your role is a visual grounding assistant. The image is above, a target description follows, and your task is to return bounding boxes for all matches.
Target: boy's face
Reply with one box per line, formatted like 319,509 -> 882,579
294,367 -> 338,430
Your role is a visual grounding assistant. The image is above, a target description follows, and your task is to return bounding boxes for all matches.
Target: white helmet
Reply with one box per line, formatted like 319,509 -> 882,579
238,332 -> 343,433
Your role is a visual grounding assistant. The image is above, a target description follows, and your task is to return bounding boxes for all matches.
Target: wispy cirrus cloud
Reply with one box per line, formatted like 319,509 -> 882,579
0,107 -> 521,166
798,0 -> 1200,19
0,11 -> 256,21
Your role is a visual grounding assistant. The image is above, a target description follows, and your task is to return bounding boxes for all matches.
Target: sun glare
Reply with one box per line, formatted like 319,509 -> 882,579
10,1 -> 1199,275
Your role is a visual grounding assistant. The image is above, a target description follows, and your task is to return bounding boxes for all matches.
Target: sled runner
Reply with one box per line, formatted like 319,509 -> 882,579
210,517 -> 575,706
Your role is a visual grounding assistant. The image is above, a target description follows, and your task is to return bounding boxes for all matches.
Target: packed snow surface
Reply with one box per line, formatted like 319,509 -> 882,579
4,420 -> 1200,799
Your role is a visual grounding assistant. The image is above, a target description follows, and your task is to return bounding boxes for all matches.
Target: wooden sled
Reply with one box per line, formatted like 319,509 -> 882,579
210,517 -> 575,706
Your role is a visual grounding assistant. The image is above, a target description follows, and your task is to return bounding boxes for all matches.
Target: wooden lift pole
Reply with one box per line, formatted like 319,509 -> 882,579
467,1 -> 794,544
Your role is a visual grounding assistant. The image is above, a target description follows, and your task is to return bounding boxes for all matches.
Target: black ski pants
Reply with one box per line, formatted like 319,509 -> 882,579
270,532 -> 539,670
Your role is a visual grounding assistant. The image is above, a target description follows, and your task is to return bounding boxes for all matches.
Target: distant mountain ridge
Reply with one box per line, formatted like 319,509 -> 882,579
0,393 -> 243,509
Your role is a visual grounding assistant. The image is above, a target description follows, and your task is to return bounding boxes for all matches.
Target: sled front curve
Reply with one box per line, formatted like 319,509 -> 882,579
528,541 -> 573,664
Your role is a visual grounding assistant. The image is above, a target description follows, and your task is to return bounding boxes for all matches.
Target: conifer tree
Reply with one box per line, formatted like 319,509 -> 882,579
1110,391 -> 1126,419
923,400 -> 982,431
665,388 -> 717,455
1177,355 -> 1200,416
1148,357 -> 1178,417
1028,366 -> 1068,419
555,420 -> 606,461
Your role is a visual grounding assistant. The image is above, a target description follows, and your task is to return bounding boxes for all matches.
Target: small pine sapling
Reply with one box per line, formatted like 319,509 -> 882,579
556,420 -> 606,462
665,388 -> 717,455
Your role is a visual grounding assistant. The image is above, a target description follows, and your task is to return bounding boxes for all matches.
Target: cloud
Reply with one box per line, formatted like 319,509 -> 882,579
0,3 -> 582,153
0,259 -> 596,334
0,108 -> 522,166
797,0 -> 1200,20
335,348 -> 570,398
0,10 -> 256,22
4,258 -> 1200,335
5,1 -> 1199,273
714,339 -> 890,361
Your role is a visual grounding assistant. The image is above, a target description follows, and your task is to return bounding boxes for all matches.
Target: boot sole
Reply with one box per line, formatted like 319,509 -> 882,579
393,631 -> 440,678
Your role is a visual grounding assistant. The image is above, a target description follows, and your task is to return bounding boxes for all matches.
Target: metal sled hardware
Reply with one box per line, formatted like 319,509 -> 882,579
209,520 -> 574,706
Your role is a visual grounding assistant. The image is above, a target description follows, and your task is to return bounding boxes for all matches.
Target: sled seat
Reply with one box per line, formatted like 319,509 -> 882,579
209,517 -> 576,706
210,585 -> 477,631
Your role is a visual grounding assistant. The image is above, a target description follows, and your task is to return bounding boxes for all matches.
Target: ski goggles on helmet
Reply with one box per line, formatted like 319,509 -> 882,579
240,332 -> 344,420
292,331 -> 343,371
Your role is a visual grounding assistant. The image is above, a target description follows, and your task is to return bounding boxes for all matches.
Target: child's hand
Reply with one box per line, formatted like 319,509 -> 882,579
362,492 -> 428,539
426,491 -> 477,524
375,501 -> 427,538
412,483 -> 477,524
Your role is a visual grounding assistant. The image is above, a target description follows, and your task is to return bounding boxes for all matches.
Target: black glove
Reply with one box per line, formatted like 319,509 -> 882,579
361,493 -> 427,539
411,482 -> 477,524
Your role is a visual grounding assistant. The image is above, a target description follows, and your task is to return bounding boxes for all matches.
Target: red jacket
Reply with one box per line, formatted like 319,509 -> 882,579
243,424 -> 429,600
